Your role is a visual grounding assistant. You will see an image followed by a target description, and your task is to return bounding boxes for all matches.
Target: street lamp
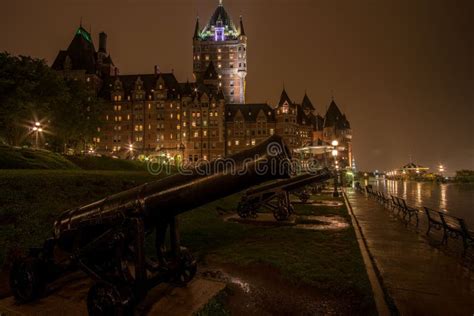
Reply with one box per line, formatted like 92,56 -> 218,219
331,140 -> 339,197
32,122 -> 42,149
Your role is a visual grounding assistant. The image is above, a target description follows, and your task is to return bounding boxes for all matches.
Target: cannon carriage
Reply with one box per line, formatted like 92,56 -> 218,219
237,169 -> 332,221
9,135 -> 292,315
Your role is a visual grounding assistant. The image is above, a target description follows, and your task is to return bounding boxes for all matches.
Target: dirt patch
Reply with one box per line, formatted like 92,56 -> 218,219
201,262 -> 363,315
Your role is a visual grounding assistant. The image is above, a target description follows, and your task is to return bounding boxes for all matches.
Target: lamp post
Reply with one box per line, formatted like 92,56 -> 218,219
331,140 -> 339,197
32,122 -> 43,149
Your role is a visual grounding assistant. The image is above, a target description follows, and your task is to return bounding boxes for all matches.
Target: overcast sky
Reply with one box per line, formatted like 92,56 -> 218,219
1,0 -> 472,172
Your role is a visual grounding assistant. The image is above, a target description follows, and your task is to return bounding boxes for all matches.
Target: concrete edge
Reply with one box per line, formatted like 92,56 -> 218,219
342,189 -> 394,316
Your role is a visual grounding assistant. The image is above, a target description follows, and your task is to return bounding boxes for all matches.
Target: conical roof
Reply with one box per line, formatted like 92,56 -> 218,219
323,100 -> 343,128
302,93 -> 315,110
278,88 -> 292,106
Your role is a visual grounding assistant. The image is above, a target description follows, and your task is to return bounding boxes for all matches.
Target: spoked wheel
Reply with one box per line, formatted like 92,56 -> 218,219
10,257 -> 46,303
273,196 -> 291,221
87,281 -> 134,316
299,191 -> 310,203
237,200 -> 257,219
171,248 -> 197,287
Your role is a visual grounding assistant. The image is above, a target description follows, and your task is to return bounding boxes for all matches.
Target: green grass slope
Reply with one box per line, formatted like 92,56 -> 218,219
0,145 -> 78,169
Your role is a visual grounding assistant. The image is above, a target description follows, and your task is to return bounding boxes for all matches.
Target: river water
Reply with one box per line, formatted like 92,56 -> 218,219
367,179 -> 474,227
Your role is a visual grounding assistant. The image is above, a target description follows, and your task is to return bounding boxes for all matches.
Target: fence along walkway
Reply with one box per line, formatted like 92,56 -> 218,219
346,189 -> 474,316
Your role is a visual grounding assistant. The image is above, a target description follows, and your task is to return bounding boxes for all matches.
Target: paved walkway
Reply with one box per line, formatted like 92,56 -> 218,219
346,189 -> 474,316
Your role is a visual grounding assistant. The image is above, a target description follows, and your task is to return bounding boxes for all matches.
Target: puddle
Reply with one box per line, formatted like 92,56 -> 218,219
292,200 -> 344,207
295,215 -> 349,230
201,263 -> 366,315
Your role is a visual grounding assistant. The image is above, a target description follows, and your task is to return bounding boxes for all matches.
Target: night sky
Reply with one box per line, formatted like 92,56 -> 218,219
1,0 -> 472,173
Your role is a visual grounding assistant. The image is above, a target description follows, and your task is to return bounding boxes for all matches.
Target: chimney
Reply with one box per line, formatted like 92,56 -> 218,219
114,67 -> 119,77
154,65 -> 160,75
99,32 -> 107,53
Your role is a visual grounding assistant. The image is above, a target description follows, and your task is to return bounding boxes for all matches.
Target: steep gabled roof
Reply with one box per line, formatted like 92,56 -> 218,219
278,88 -> 292,107
323,100 -> 343,128
99,72 -> 181,99
52,26 -> 97,74
199,1 -> 239,40
302,93 -> 315,111
204,1 -> 237,31
225,104 -> 276,123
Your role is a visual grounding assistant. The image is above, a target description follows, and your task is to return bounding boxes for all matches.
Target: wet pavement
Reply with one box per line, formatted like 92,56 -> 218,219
225,213 -> 349,231
346,189 -> 474,316
0,272 -> 225,316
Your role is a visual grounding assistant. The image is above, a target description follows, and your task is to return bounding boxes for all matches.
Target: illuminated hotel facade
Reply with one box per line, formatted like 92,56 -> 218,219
51,1 -> 353,166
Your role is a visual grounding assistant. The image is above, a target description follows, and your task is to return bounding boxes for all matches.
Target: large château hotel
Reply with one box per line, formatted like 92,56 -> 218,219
52,0 -> 353,166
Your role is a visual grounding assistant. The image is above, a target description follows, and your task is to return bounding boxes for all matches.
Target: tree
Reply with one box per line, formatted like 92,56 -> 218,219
0,52 -> 68,146
0,52 -> 104,152
49,79 -> 104,153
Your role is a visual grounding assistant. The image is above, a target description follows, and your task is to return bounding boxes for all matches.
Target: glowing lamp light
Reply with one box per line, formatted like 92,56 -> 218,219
38,128 -> 43,132
35,122 -> 40,127
331,149 -> 338,157
331,140 -> 339,147
33,127 -> 38,131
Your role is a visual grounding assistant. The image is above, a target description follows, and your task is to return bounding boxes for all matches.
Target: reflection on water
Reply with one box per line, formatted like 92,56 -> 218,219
416,182 -> 422,205
440,184 -> 447,210
373,180 -> 474,226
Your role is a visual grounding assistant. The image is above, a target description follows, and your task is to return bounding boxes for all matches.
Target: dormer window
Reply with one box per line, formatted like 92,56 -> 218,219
215,27 -> 225,41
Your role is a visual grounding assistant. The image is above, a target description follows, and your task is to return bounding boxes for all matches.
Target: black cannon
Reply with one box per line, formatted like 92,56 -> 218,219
237,168 -> 332,221
9,135 -> 291,315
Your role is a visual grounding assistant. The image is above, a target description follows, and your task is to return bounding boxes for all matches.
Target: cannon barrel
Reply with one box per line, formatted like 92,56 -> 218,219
54,135 -> 292,237
244,168 -> 331,196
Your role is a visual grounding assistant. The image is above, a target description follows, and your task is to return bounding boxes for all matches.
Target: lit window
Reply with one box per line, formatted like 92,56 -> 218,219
251,139 -> 256,146
205,55 -> 210,61
235,140 -> 239,145
218,48 -> 222,53
229,54 -> 234,60
218,55 -> 221,60
170,113 -> 173,119
218,64 -> 222,68
203,130 -> 207,136
194,132 -> 198,138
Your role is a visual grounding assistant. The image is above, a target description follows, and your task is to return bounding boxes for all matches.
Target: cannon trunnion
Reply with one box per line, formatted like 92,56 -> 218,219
9,135 -> 291,315
237,169 -> 332,221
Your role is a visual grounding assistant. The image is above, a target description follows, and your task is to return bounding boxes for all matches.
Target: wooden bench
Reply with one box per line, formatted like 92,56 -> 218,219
424,207 -> 474,254
390,195 -> 403,213
378,191 -> 390,206
424,207 -> 444,235
398,198 -> 419,226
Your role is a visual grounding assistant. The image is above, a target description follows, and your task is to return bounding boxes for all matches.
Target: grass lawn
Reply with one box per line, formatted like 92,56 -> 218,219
0,170 -> 376,314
